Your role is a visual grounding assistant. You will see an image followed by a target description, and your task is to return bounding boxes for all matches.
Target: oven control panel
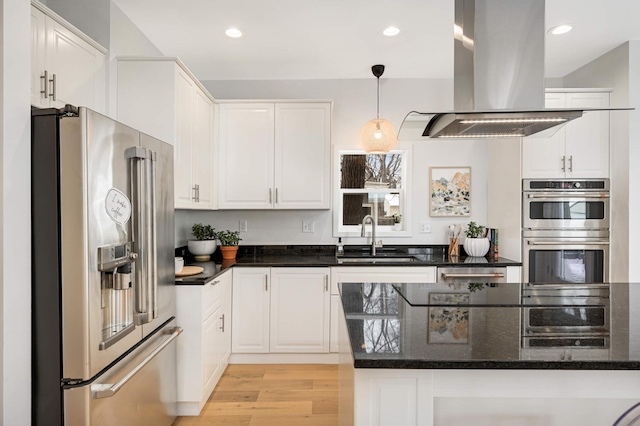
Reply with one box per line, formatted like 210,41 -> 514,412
523,178 -> 609,191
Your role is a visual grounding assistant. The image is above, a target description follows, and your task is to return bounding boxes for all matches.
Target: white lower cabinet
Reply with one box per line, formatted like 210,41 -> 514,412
175,270 -> 232,416
232,267 -> 330,354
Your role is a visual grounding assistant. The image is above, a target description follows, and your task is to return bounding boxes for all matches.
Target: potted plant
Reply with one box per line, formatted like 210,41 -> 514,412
463,221 -> 490,257
392,213 -> 402,231
217,230 -> 242,260
187,223 -> 217,261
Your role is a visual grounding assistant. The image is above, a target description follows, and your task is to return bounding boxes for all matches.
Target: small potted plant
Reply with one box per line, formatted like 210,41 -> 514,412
217,230 -> 242,260
463,221 -> 489,257
392,213 -> 402,231
187,223 -> 217,261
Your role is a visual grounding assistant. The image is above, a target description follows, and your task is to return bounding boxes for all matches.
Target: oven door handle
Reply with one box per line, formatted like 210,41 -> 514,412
526,241 -> 609,246
526,193 -> 609,199
526,240 -> 609,246
440,273 -> 505,279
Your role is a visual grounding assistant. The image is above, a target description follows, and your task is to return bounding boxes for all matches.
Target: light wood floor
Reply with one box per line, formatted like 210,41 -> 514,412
173,364 -> 339,425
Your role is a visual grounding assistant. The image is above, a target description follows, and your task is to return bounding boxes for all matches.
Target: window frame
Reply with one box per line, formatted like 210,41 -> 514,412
333,149 -> 411,238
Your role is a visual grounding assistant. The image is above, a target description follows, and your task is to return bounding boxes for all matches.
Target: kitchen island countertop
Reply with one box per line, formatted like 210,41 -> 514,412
340,282 -> 638,370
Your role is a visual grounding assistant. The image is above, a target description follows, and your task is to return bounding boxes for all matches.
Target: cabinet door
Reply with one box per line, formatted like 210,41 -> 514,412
565,92 -> 610,178
202,307 -> 221,393
45,18 -> 105,113
330,294 -> 340,353
192,88 -> 215,209
274,103 -> 331,209
216,271 -> 233,366
218,104 -> 275,209
174,68 -> 195,208
232,268 -> 271,353
522,93 -> 567,178
270,267 -> 330,353
31,6 -> 47,108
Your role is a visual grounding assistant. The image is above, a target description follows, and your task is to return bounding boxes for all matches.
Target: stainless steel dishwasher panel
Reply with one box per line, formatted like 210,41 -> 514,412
437,267 -> 508,285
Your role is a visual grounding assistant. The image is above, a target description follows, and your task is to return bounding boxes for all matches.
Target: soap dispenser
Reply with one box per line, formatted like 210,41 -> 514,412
336,237 -> 344,255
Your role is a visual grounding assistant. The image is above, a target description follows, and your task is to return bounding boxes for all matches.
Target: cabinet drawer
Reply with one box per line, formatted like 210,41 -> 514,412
203,278 -> 223,320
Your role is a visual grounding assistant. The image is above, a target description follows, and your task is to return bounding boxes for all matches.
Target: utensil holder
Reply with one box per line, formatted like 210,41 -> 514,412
448,238 -> 459,257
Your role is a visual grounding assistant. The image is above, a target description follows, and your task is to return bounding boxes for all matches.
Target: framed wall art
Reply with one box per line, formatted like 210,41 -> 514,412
429,166 -> 471,217
427,293 -> 470,344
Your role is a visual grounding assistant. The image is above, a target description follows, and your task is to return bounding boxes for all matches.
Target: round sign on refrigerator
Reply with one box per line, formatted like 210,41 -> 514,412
105,188 -> 132,226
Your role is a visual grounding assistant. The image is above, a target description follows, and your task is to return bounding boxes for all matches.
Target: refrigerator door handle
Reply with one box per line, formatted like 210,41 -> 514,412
149,150 -> 158,319
127,147 -> 158,324
91,326 -> 182,399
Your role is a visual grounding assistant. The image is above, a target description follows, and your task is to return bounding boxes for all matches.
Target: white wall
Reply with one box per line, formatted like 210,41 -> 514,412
1,0 -> 32,422
174,78 -> 493,247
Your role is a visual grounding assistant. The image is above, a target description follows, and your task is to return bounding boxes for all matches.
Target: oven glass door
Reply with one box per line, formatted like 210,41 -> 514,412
524,241 -> 608,284
526,305 -> 607,329
523,195 -> 609,229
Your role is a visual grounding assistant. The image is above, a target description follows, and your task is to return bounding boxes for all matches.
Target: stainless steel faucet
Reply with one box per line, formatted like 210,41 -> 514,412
361,214 -> 377,255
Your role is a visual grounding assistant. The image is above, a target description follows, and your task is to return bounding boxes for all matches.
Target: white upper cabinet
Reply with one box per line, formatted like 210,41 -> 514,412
117,58 -> 216,210
218,101 -> 331,210
218,103 -> 275,209
522,90 -> 610,178
31,3 -> 106,113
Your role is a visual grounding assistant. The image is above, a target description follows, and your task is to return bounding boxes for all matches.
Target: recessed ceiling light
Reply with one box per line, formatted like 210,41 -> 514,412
225,28 -> 243,38
382,26 -> 400,37
548,24 -> 572,35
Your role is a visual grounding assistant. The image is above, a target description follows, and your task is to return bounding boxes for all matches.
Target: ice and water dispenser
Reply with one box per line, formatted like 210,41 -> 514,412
97,242 -> 137,350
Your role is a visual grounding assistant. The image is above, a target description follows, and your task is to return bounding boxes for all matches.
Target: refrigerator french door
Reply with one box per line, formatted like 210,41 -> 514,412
32,105 -> 180,425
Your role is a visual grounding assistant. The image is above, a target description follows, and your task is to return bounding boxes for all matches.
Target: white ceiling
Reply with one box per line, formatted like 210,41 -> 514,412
112,0 -> 640,81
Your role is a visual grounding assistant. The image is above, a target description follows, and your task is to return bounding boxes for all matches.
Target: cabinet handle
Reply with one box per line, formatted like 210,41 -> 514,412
220,314 -> 225,332
50,73 -> 57,101
275,188 -> 278,203
561,155 -> 566,172
568,155 -> 573,172
40,70 -> 48,99
269,188 -> 272,204
325,275 -> 328,292
192,185 -> 198,201
196,184 -> 200,202
211,280 -> 220,286
265,275 -> 268,291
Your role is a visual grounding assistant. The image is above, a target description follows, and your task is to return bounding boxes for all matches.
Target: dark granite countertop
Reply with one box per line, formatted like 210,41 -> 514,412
340,282 -> 639,370
174,245 -> 522,285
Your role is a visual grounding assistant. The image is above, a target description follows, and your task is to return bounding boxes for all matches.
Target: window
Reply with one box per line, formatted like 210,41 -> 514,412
334,150 -> 408,236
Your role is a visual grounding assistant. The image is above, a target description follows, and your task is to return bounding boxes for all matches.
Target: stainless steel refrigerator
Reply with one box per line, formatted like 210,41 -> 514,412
31,105 -> 181,425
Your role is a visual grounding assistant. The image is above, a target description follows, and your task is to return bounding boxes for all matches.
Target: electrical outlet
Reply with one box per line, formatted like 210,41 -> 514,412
239,220 -> 248,232
302,221 -> 315,233
419,221 -> 432,233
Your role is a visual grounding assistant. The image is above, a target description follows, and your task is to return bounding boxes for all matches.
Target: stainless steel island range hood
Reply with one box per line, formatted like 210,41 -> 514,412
399,0 -> 623,140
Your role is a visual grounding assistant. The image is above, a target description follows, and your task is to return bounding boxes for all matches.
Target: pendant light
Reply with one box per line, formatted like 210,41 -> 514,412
360,64 -> 397,153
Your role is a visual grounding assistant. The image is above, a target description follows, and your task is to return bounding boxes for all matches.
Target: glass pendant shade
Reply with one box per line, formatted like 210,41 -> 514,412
360,118 -> 397,153
360,64 -> 397,153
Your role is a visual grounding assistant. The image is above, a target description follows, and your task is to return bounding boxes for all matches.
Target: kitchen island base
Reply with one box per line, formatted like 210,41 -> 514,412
339,367 -> 640,425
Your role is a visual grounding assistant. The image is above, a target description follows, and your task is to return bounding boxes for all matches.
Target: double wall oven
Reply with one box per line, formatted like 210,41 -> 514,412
522,178 -> 610,285
521,179 -> 610,358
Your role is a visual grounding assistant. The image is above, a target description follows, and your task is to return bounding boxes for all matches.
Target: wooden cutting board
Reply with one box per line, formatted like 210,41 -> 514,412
176,266 -> 204,277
